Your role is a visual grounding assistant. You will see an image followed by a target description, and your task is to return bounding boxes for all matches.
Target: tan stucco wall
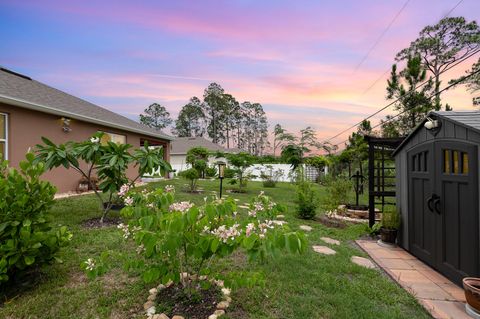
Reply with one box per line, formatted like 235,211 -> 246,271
0,103 -> 170,193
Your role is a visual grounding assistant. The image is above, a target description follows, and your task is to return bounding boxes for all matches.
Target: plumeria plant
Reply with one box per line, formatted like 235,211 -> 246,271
35,132 -> 172,222
83,185 -> 306,296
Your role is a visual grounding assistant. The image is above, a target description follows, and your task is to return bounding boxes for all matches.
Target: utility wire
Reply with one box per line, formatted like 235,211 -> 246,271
331,66 -> 480,148
353,0 -> 411,72
361,0 -> 465,94
323,48 -> 480,145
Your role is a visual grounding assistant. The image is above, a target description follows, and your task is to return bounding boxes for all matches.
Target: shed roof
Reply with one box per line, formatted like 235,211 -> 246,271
0,67 -> 174,141
393,110 -> 480,155
171,137 -> 240,155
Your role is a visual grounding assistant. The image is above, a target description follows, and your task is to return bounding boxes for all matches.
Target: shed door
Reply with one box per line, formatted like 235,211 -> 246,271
408,142 -> 436,266
408,141 -> 479,285
434,141 -> 479,285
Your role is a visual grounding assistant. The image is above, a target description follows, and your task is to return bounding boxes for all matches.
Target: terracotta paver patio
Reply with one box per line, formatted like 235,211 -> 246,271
356,239 -> 470,319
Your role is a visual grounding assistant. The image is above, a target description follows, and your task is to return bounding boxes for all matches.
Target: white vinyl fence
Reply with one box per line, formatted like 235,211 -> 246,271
148,163 -> 327,182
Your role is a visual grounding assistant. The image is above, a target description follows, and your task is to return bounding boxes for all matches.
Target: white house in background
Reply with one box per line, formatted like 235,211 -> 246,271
170,137 -> 240,172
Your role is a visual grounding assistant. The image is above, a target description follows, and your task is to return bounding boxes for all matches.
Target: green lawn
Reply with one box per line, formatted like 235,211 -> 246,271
0,179 -> 430,319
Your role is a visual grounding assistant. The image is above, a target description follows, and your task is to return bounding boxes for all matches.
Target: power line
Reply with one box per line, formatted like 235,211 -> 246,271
443,0 -> 464,18
331,66 -> 480,148
323,48 -> 480,145
353,0 -> 411,73
361,0 -> 465,94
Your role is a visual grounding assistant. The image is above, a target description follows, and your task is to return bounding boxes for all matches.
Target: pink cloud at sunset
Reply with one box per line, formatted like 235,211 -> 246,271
1,0 -> 479,149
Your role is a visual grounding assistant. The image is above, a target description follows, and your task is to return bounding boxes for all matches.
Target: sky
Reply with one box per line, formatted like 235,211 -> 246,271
1,0 -> 479,149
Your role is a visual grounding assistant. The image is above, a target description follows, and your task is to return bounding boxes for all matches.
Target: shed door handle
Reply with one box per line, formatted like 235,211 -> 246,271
427,194 -> 439,213
433,197 -> 441,215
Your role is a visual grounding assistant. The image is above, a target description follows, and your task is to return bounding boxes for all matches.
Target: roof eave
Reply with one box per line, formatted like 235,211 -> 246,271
0,94 -> 175,141
392,111 -> 438,156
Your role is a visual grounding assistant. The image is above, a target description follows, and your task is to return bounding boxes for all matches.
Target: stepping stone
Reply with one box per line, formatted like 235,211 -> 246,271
276,215 -> 285,219
238,205 -> 249,209
351,256 -> 376,269
312,245 -> 336,255
321,237 -> 340,245
299,225 -> 313,232
272,220 -> 288,226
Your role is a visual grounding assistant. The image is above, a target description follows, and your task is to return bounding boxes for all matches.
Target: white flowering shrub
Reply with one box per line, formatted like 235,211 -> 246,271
91,188 -> 306,289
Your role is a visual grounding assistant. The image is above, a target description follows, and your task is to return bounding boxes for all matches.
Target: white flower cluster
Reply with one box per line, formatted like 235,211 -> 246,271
124,196 -> 134,206
117,223 -> 141,239
136,244 -> 145,254
210,223 -> 241,243
245,220 -> 275,238
248,201 -> 273,217
85,258 -> 95,271
118,184 -> 130,197
90,136 -> 100,143
164,185 -> 175,193
117,223 -> 131,239
169,201 -> 194,213
258,220 -> 275,238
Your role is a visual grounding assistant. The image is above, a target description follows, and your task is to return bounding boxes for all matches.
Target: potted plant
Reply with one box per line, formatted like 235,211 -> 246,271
380,207 -> 400,244
463,277 -> 480,314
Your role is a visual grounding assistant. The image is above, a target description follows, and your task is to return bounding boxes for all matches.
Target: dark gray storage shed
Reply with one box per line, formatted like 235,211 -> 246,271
394,111 -> 480,285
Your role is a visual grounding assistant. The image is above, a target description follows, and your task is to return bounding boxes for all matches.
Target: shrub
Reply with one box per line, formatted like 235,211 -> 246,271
178,168 -> 200,192
35,133 -> 171,222
260,165 -> 282,188
0,153 -> 72,285
83,190 -> 306,296
186,147 -> 210,178
323,177 -> 352,212
381,207 -> 401,230
226,152 -> 255,190
205,166 -> 217,178
223,167 -> 236,179
296,182 -> 318,219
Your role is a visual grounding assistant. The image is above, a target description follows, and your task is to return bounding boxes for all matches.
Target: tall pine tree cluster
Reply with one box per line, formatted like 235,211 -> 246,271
174,82 -> 269,155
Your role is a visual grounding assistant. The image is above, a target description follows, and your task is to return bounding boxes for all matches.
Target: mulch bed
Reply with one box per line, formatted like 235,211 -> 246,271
82,217 -> 122,229
156,283 -> 221,319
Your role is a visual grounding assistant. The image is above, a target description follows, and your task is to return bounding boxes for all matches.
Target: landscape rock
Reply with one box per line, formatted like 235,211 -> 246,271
299,225 -> 313,232
312,245 -> 336,255
351,256 -> 376,269
272,220 -> 287,226
208,315 -> 218,319
146,306 -> 156,316
214,309 -> 226,316
147,294 -> 156,301
217,301 -> 230,309
149,288 -> 158,295
144,301 -> 155,310
153,314 -> 169,319
221,287 -> 231,296
276,214 -> 285,219
172,316 -> 185,319
320,237 -> 340,245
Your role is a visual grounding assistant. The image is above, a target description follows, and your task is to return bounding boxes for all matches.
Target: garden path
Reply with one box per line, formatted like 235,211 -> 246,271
357,239 -> 470,319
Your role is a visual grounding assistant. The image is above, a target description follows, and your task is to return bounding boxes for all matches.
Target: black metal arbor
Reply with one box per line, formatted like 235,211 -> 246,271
364,136 -> 405,227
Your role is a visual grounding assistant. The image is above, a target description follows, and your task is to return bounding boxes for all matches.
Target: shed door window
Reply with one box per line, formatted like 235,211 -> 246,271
0,114 -> 7,160
101,132 -> 126,145
443,149 -> 469,175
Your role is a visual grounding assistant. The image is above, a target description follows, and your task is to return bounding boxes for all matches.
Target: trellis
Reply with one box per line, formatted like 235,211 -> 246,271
364,136 -> 405,227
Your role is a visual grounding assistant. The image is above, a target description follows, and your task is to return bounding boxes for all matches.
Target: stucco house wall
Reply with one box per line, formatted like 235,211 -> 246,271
0,102 -> 171,193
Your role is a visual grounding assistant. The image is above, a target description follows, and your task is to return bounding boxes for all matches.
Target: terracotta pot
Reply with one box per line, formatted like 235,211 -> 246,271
463,277 -> 480,312
380,228 -> 397,244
